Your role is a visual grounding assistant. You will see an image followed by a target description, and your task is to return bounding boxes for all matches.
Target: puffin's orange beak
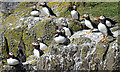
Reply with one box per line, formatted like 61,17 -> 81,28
39,4 -> 41,6
36,40 -> 38,42
82,16 -> 84,18
61,24 -> 64,27
31,43 -> 34,47
55,31 -> 58,34
97,17 -> 99,21
8,54 -> 10,57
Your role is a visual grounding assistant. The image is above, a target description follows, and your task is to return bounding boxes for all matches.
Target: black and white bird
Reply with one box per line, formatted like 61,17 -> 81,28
71,4 -> 80,21
97,15 -> 115,42
82,14 -> 97,34
97,15 -> 117,28
39,2 -> 57,18
61,22 -> 73,38
36,37 -> 48,51
7,52 -> 20,66
54,29 -> 67,45
30,4 -> 41,17
3,36 -> 26,71
31,42 -> 44,58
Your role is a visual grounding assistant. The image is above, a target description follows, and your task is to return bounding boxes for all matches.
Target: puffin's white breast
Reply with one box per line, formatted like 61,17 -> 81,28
63,27 -> 71,37
33,49 -> 40,58
30,11 -> 40,16
85,19 -> 93,29
42,7 -> 50,16
7,58 -> 19,65
40,43 -> 47,51
98,23 -> 108,36
54,35 -> 66,43
106,20 -> 112,27
71,10 -> 78,19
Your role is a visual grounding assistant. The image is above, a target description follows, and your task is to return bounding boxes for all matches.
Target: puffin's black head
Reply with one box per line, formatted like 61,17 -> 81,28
82,14 -> 90,20
31,42 -> 40,49
39,2 -> 47,7
73,4 -> 77,10
36,37 -> 43,43
97,15 -> 106,24
61,21 -> 68,27
33,4 -> 37,9
8,52 -> 14,57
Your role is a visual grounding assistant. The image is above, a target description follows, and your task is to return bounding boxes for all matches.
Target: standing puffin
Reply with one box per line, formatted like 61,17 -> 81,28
97,15 -> 115,42
61,22 -> 73,38
31,42 -> 44,58
54,29 -> 67,45
71,4 -> 80,21
7,52 -> 26,72
36,37 -> 48,51
97,15 -> 117,28
39,2 -> 57,18
30,4 -> 41,17
82,14 -> 97,34
2,36 -> 26,71
7,52 -> 20,66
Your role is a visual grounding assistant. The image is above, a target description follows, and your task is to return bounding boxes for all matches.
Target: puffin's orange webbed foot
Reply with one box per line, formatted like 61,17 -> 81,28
57,43 -> 59,46
86,30 -> 92,34
48,16 -> 50,18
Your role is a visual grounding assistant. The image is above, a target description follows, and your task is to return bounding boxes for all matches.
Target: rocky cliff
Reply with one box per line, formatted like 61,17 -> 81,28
1,2 -> 119,71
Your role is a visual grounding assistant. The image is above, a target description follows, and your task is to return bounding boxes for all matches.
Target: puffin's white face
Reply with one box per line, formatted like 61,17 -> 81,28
31,42 -> 39,47
37,37 -> 43,42
9,52 -> 14,56
40,2 -> 46,5
33,5 -> 37,9
73,5 -> 77,9
99,16 -> 105,20
83,14 -> 89,18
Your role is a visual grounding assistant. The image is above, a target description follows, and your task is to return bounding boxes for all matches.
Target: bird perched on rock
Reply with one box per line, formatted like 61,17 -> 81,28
39,2 -> 57,18
97,15 -> 115,42
97,15 -> 117,28
61,21 -> 73,38
54,28 -> 67,45
31,42 -> 44,58
36,37 -> 48,52
30,4 -> 41,17
71,4 -> 80,21
2,36 -> 26,72
82,14 -> 98,34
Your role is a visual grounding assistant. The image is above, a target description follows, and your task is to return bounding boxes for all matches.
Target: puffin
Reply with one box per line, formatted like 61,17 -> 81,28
31,42 -> 44,58
7,52 -> 20,66
54,29 -> 67,45
61,22 -> 73,38
30,4 -> 41,17
2,36 -> 26,71
97,15 -> 117,28
36,37 -> 48,51
82,14 -> 97,34
71,4 -> 80,21
97,15 -> 115,42
39,2 -> 57,18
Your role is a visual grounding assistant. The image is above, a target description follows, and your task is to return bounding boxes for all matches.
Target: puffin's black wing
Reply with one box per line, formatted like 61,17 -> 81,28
17,33 -> 26,62
4,36 -> 9,55
106,25 -> 114,36
106,18 -> 117,25
69,28 -> 74,36
104,23 -> 114,36
90,20 -> 98,29
46,6 -> 57,17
